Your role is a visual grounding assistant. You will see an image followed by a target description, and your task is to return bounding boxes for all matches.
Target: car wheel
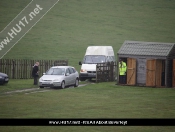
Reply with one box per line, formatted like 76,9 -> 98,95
74,78 -> 79,87
61,81 -> 65,89
40,86 -> 44,88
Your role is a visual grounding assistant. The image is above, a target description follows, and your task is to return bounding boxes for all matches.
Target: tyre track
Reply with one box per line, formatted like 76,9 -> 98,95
0,83 -> 90,96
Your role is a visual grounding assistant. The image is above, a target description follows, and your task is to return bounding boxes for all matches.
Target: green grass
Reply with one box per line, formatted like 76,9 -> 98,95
1,0 -> 175,70
0,83 -> 175,131
1,0 -> 175,131
0,79 -> 38,92
0,79 -> 91,93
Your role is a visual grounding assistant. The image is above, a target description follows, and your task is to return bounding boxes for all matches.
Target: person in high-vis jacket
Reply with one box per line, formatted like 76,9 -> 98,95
119,59 -> 127,84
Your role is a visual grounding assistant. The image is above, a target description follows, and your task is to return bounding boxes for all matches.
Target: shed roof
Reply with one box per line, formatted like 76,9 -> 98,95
118,41 -> 175,57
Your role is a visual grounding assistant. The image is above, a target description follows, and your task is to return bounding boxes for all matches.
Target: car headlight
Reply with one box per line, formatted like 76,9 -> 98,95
0,76 -> 2,79
80,69 -> 87,73
39,78 -> 43,81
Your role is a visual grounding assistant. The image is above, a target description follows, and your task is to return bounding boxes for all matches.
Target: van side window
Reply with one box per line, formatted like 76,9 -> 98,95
111,56 -> 115,62
108,56 -> 115,62
108,56 -> 111,62
106,56 -> 109,62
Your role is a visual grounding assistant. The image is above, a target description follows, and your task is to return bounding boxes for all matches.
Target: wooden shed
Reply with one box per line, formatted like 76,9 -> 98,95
117,40 -> 175,88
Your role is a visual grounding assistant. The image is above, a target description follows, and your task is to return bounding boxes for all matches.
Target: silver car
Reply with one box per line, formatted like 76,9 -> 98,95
39,66 -> 79,89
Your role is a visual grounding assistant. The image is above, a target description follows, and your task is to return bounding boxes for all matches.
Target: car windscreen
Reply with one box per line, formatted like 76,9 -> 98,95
83,55 -> 106,64
45,68 -> 65,75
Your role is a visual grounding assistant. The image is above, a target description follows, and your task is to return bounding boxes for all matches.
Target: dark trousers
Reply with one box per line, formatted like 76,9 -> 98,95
33,76 -> 38,85
119,75 -> 126,84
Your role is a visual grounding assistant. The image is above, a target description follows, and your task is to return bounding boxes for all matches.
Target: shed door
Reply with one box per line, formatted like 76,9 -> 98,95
155,60 -> 163,87
172,59 -> 175,87
146,59 -> 156,86
127,58 -> 136,85
146,59 -> 163,87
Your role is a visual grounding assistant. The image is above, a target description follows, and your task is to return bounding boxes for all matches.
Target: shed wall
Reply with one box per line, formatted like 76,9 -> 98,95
118,55 -> 170,87
117,41 -> 175,88
166,59 -> 173,87
137,58 -> 146,85
168,45 -> 175,59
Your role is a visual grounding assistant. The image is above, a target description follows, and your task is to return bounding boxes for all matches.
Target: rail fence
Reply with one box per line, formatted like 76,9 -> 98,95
96,62 -> 117,83
0,59 -> 68,79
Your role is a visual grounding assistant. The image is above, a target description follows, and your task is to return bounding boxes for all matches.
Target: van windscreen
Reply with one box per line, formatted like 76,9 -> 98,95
83,55 -> 106,64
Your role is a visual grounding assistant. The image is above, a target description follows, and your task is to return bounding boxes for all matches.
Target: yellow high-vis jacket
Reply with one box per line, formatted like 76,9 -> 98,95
119,61 -> 127,75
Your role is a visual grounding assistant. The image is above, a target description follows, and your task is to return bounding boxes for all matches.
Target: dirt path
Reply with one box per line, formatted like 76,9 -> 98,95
0,83 -> 91,96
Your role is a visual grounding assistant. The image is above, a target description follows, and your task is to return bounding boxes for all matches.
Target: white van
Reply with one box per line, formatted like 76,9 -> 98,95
79,46 -> 115,81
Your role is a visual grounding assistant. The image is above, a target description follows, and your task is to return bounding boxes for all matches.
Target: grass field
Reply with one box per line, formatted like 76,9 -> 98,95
1,82 -> 175,118
0,82 -> 175,132
1,0 -> 175,131
1,0 -> 175,69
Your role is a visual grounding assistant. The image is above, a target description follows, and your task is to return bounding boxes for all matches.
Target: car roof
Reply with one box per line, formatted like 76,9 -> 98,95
0,72 -> 8,76
51,66 -> 74,69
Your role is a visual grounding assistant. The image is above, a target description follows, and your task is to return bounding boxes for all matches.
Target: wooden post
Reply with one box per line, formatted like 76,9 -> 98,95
110,62 -> 114,81
12,60 -> 15,79
96,64 -> 98,83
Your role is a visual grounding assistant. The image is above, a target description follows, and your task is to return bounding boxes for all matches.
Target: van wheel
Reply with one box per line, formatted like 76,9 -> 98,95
61,81 -> 65,89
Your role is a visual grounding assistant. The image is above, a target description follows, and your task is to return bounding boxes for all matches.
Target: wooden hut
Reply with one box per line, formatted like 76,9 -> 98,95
117,40 -> 175,88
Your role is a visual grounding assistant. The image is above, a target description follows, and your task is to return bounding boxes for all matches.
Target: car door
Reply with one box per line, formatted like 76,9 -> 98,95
65,68 -> 71,86
68,68 -> 76,85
